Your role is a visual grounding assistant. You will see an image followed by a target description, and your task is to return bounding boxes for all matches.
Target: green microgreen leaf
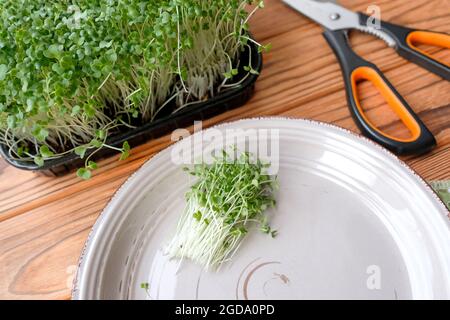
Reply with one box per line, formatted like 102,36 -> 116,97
193,211 -> 202,221
34,156 -> 44,167
0,64 -> 8,81
119,151 -> 130,161
7,116 -> 16,129
259,43 -> 272,53
122,141 -> 130,152
119,141 -> 130,161
90,139 -> 103,148
44,44 -> 63,59
95,130 -> 106,140
75,146 -> 88,159
17,146 -> 25,157
76,168 -> 92,180
99,40 -> 113,49
39,145 -> 54,158
32,127 -> 49,142
86,161 -> 98,170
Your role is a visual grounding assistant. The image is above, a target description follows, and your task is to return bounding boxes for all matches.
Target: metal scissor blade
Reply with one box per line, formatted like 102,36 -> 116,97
282,0 -> 361,31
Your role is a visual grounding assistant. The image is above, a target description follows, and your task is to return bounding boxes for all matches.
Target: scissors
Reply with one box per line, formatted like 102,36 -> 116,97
283,0 -> 450,155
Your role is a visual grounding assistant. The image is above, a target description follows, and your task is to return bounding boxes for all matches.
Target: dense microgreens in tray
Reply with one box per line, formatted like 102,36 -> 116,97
0,0 -> 268,177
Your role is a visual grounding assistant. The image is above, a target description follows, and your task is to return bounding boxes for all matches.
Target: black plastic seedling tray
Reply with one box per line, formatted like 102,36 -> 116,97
0,42 -> 262,176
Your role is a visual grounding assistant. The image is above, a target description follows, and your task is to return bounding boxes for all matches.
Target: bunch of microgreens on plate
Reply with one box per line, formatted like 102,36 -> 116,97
167,150 -> 277,270
0,0 -> 268,178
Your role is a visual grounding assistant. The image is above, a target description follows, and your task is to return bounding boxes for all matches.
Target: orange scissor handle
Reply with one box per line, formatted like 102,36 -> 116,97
406,31 -> 450,67
350,66 -> 421,143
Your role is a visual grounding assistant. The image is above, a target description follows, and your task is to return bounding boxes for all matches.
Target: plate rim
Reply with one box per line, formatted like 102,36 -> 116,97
71,116 -> 450,299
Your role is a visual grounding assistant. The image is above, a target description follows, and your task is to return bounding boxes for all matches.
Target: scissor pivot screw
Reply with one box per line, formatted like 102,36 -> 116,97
329,13 -> 340,21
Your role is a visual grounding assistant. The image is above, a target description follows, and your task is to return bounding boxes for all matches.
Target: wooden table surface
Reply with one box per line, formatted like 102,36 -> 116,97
0,0 -> 449,300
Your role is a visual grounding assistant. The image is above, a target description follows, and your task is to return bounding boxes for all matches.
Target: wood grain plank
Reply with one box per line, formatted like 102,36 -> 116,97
0,0 -> 449,299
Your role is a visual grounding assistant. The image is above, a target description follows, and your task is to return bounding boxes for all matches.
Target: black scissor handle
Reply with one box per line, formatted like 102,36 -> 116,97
323,29 -> 436,155
358,13 -> 450,81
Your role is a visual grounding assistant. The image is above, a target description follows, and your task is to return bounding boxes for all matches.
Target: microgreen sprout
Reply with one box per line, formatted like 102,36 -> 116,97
167,149 -> 277,270
0,0 -> 266,177
140,282 -> 151,299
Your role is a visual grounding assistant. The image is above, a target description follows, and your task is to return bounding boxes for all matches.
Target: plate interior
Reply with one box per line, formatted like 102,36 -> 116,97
74,118 -> 450,300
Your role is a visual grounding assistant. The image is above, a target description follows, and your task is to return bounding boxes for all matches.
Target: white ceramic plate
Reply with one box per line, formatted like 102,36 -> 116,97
73,118 -> 450,300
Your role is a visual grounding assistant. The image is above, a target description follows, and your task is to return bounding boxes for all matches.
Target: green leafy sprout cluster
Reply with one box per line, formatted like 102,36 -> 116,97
0,0 -> 269,178
167,150 -> 277,270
